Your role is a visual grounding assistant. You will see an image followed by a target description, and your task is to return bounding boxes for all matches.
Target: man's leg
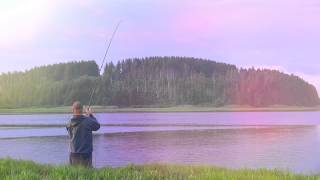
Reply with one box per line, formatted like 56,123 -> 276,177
70,153 -> 81,165
70,153 -> 83,166
69,153 -> 92,167
80,153 -> 92,168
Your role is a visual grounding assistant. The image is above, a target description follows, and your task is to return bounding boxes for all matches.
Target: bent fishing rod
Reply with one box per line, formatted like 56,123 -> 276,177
87,21 -> 122,108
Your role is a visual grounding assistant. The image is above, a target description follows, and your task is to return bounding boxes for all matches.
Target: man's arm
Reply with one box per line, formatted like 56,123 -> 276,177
88,114 -> 100,131
66,120 -> 72,137
85,107 -> 100,131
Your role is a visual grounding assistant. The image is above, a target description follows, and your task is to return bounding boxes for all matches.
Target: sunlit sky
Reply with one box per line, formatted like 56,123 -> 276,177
0,0 -> 319,93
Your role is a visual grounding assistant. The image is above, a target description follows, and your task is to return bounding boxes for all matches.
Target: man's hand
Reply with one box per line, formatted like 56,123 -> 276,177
85,106 -> 93,116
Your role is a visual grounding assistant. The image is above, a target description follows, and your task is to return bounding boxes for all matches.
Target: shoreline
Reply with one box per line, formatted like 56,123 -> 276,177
0,105 -> 319,114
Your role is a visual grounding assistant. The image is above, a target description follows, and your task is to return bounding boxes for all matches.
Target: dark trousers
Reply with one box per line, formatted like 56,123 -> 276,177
69,152 -> 92,167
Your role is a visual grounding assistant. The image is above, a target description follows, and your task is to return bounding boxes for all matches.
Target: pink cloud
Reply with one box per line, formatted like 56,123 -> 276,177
166,0 -> 320,45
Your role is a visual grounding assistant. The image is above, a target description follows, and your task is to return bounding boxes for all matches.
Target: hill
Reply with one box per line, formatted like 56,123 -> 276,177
0,57 -> 318,107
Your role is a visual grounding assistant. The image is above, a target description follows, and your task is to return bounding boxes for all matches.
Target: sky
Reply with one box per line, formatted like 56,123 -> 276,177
0,0 -> 319,93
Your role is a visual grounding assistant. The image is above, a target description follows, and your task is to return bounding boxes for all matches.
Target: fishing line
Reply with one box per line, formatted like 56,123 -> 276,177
87,21 -> 122,107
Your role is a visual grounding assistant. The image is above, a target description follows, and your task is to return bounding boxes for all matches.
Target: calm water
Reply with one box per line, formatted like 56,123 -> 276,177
0,112 -> 320,174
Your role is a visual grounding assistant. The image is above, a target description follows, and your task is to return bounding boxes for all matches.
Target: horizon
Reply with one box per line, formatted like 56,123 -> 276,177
1,0 -> 320,93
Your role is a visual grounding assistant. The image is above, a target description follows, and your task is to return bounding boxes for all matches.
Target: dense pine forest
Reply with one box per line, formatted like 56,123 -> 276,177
0,57 -> 318,108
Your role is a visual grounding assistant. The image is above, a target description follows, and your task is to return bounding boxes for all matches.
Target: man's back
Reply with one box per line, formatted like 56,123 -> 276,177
66,114 -> 100,154
67,102 -> 100,167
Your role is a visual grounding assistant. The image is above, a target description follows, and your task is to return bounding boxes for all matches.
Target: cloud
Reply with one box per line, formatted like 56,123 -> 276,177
0,0 -> 59,49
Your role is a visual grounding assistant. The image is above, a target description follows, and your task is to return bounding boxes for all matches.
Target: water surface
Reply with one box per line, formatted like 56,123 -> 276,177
0,112 -> 320,174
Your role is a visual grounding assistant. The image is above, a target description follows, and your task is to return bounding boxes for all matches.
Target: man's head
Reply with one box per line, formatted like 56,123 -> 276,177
72,101 -> 83,115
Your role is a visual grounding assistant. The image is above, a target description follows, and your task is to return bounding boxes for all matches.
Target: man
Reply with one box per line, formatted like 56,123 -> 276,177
66,101 -> 100,167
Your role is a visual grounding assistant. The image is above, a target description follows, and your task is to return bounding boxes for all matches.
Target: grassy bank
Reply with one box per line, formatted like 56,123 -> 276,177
0,158 -> 317,180
0,105 -> 319,114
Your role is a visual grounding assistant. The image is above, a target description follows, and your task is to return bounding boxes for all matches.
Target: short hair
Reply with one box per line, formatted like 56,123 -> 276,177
72,101 -> 83,112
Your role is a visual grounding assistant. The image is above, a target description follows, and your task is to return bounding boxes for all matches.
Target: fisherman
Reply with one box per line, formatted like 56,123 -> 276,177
66,101 -> 100,167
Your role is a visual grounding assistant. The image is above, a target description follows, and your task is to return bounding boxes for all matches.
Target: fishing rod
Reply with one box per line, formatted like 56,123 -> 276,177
87,21 -> 122,108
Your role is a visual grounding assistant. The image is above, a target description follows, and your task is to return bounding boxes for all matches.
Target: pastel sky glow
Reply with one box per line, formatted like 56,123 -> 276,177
0,0 -> 320,93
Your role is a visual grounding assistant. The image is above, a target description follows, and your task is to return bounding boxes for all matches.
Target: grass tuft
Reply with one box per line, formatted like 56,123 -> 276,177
0,158 -> 319,179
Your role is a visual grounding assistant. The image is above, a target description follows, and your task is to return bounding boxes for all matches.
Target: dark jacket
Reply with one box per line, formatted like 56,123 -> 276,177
66,114 -> 100,154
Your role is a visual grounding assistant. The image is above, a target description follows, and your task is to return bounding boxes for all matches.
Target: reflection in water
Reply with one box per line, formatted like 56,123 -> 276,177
0,126 -> 320,174
0,126 -> 267,139
1,112 -> 320,126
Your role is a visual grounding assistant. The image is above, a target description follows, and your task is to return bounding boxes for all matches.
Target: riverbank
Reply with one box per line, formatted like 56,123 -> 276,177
0,158 -> 317,179
0,105 -> 319,114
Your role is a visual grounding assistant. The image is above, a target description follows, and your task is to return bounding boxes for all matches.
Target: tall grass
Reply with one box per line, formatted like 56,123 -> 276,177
0,158 -> 318,180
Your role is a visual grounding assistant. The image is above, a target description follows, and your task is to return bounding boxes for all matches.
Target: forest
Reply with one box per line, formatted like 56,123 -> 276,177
0,57 -> 318,108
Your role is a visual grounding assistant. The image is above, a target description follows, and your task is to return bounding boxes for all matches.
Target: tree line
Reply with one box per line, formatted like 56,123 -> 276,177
0,57 -> 318,108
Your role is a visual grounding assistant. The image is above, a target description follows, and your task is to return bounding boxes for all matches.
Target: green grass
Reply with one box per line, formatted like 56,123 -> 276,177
0,105 -> 319,114
0,158 -> 318,180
